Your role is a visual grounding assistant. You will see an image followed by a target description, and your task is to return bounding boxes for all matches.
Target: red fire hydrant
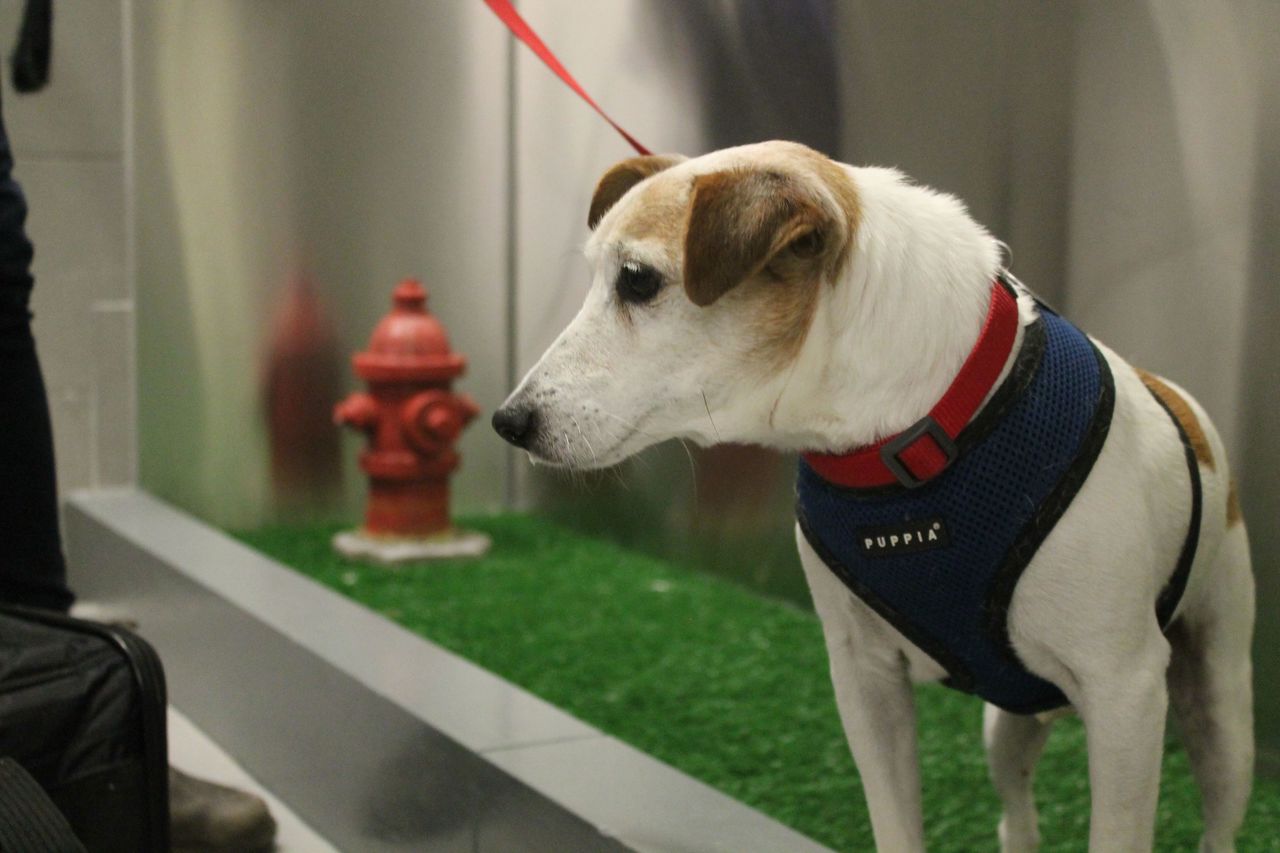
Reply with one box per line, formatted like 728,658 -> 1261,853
333,279 -> 489,562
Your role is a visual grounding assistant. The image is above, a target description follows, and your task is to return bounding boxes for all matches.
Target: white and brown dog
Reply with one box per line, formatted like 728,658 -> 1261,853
493,141 -> 1254,852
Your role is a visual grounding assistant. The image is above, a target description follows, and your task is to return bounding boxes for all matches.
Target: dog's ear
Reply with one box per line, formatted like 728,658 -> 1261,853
588,154 -> 686,230
683,169 -> 829,307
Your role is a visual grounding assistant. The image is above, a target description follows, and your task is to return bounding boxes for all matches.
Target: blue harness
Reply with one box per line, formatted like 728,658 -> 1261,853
797,302 -> 1199,714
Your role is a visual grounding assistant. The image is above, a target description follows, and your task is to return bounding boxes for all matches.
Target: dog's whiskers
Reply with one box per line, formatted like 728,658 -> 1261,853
607,464 -> 630,491
581,415 -> 638,490
769,357 -> 803,429
598,408 -> 658,440
570,413 -> 597,467
701,390 -> 721,443
560,429 -> 586,487
597,407 -> 693,500
678,438 -> 698,504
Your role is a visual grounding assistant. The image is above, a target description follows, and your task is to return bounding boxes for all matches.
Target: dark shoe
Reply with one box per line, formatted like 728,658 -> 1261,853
169,767 -> 277,853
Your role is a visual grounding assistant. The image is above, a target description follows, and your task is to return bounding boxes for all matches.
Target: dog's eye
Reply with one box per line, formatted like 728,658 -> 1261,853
789,229 -> 824,258
616,261 -> 663,304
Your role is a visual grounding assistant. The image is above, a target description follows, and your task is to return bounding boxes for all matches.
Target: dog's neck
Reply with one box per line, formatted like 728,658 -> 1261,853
753,166 -> 1011,453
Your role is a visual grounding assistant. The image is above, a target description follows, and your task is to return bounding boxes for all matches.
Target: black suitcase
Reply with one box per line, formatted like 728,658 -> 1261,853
0,605 -> 169,852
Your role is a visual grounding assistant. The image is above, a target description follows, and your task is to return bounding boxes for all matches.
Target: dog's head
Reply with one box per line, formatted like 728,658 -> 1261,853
494,141 -> 861,468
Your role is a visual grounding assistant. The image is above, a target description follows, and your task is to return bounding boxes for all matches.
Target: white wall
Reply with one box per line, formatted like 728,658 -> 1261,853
1065,0 -> 1273,463
835,1 -> 1076,303
0,0 -> 132,495
131,0 -> 511,528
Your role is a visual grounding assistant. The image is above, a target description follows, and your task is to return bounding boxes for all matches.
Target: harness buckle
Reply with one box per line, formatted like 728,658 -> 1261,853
880,415 -> 958,489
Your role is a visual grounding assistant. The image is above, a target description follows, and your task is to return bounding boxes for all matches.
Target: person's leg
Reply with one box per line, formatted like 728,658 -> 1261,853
0,93 -> 73,613
0,82 -> 273,849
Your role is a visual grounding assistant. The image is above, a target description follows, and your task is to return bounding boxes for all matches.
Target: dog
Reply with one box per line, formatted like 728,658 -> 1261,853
492,141 -> 1254,852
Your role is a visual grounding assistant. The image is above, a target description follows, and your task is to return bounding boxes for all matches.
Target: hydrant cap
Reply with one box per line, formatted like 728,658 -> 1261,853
354,279 -> 466,382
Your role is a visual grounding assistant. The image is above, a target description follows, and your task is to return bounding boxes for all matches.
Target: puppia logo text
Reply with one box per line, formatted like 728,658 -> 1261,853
857,518 -> 950,557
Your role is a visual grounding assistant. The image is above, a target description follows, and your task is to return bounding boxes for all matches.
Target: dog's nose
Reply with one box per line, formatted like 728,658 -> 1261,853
492,404 -> 537,448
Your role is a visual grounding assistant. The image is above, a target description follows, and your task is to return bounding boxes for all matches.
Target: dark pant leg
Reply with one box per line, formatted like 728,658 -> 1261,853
0,93 -> 73,611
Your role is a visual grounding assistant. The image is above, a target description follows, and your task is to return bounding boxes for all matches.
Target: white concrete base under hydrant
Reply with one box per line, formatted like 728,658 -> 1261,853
332,527 -> 492,564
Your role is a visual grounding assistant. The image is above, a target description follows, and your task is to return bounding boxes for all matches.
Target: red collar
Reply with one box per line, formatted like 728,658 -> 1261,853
802,281 -> 1020,489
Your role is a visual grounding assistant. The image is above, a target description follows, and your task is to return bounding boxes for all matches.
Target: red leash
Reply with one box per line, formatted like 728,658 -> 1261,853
483,0 -> 651,156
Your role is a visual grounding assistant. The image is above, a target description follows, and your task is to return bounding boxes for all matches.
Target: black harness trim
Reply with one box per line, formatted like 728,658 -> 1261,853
981,340 -> 1116,675
1148,389 -> 1202,628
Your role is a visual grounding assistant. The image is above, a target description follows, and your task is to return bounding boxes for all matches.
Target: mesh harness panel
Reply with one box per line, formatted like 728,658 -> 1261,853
797,305 -> 1196,715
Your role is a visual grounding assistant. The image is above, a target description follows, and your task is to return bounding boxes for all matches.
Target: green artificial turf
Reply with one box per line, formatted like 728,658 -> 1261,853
233,514 -> 1280,852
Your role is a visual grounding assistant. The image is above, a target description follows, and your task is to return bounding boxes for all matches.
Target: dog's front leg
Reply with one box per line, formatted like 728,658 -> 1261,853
828,640 -> 925,851
1073,637 -> 1171,852
798,527 -> 925,851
